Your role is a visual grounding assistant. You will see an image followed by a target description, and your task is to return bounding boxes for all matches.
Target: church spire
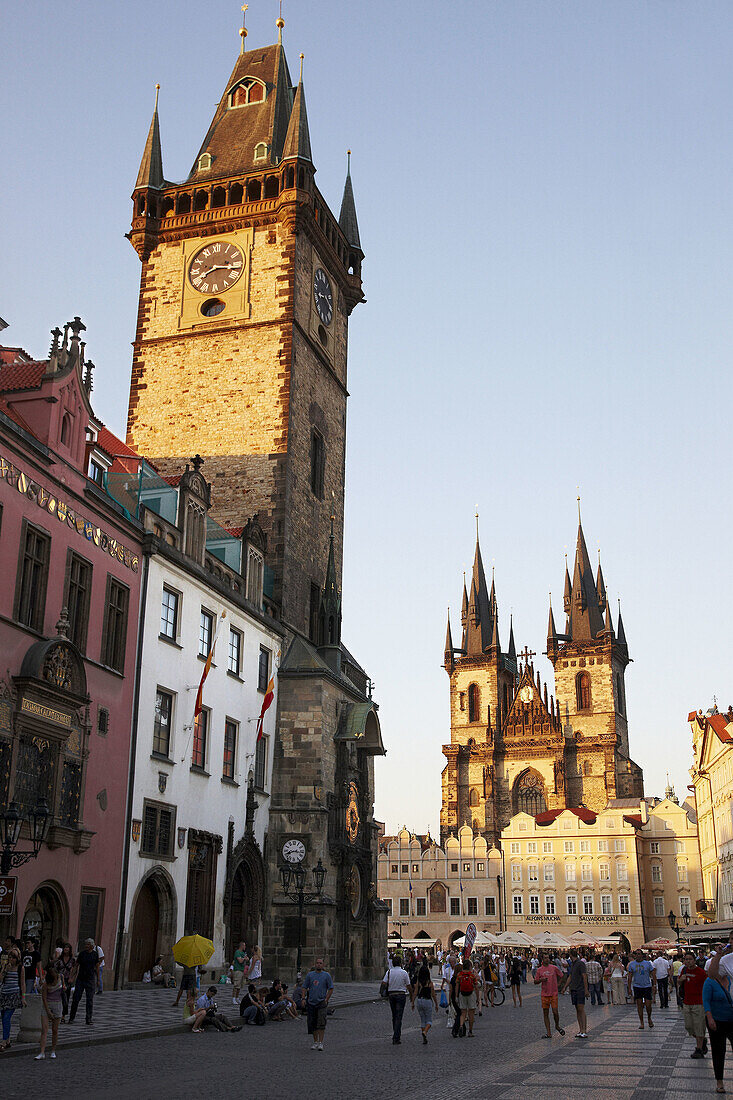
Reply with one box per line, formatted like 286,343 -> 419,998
444,609 -> 455,673
567,516 -> 605,641
464,531 -> 494,655
282,54 -> 312,162
547,594 -> 558,658
507,614 -> 516,662
616,600 -> 628,654
339,150 -> 362,253
596,550 -> 606,612
318,516 -> 341,647
135,84 -> 164,190
563,555 -> 572,614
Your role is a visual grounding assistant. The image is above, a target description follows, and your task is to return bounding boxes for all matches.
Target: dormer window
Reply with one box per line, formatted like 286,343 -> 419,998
229,78 -> 266,108
198,152 -> 213,171
254,142 -> 268,162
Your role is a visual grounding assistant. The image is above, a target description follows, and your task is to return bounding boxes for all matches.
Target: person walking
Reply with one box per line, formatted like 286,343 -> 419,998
627,949 -> 656,1030
586,954 -> 604,1006
231,941 -> 248,1005
35,962 -> 64,1059
67,938 -> 99,1026
95,942 -> 105,993
679,949 -> 708,1059
652,953 -> 671,1008
562,948 -> 589,1039
607,953 -> 627,1006
304,958 -> 333,1051
173,963 -> 197,1008
534,951 -> 565,1039
672,955 -> 684,1006
704,964 -> 733,1093
411,963 -> 438,1044
21,939 -> 41,996
57,943 -> 74,1020
457,960 -> 479,1037
383,954 -> 411,1045
0,946 -> 25,1052
248,945 -> 262,982
509,953 -> 523,1007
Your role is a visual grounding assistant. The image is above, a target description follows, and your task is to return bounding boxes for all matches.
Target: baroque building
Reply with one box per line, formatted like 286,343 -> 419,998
441,516 -> 644,845
126,23 -> 386,979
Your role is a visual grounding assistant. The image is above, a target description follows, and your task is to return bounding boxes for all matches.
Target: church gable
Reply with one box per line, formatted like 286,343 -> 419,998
503,664 -> 561,742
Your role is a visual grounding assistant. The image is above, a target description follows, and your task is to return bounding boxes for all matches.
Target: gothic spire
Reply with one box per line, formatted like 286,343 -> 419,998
464,533 -> 494,655
604,595 -> 615,637
596,551 -> 606,612
547,596 -> 558,651
563,556 -> 572,614
567,518 -> 605,641
338,150 -> 362,252
507,615 -> 516,662
616,601 -> 628,653
319,516 -> 341,646
282,55 -> 312,162
444,609 -> 455,673
135,84 -> 164,190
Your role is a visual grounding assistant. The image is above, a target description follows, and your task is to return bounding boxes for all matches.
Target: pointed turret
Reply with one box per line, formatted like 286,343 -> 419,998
616,602 -> 628,654
507,615 -> 516,663
596,552 -> 606,612
546,596 -> 559,658
135,85 -> 164,190
489,607 -> 501,654
563,558 -> 572,614
464,535 -> 494,655
339,150 -> 362,253
282,57 -> 312,162
567,520 -> 605,641
604,597 -> 615,638
444,610 -> 455,674
318,516 -> 342,648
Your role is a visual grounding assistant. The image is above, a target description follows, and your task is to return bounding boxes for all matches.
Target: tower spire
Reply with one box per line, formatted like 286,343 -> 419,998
444,609 -> 455,673
507,614 -> 516,662
135,83 -> 164,190
240,5 -> 248,54
596,548 -> 606,611
282,55 -> 312,162
339,149 -> 362,253
567,508 -> 604,641
319,515 -> 341,647
616,598 -> 628,652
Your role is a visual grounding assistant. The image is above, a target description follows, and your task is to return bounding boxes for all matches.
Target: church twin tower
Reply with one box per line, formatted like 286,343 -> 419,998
441,519 -> 644,845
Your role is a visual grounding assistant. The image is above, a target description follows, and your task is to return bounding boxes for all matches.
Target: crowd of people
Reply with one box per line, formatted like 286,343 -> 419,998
0,934 -> 105,1057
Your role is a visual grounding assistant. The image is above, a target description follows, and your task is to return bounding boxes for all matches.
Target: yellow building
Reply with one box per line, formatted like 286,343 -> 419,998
689,707 -> 733,923
378,826 -> 502,947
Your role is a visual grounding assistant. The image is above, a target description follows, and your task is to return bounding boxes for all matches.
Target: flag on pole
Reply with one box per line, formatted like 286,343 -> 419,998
408,875 -> 413,915
256,668 -> 275,741
194,611 -> 226,717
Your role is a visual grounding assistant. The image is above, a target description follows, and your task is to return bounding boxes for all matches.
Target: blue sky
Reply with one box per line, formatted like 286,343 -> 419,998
4,2 -> 732,834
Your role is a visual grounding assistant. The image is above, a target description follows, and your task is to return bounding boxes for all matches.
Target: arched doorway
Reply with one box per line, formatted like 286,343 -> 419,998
128,870 -> 176,982
22,883 -> 68,962
226,838 -> 265,959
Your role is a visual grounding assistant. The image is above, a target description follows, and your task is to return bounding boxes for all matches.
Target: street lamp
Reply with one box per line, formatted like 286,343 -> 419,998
392,920 -> 407,947
279,858 -> 326,979
668,909 -> 691,942
1,800 -> 50,875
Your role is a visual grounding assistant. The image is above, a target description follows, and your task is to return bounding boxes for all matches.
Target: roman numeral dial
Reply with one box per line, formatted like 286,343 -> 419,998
313,267 -> 333,326
188,241 -> 245,294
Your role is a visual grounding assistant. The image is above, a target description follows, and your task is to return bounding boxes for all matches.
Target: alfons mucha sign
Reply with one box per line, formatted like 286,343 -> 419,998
0,452 -> 139,571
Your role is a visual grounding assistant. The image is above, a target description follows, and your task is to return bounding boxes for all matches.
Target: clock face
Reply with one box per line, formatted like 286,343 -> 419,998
282,838 -> 306,864
346,782 -> 360,844
188,241 -> 244,294
313,267 -> 333,325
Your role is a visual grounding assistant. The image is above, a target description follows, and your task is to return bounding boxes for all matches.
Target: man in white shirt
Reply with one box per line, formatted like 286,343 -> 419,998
652,954 -> 671,1008
383,956 -> 412,1045
706,933 -> 733,981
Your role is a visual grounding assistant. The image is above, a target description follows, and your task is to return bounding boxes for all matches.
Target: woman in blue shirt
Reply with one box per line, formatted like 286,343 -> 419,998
703,973 -> 733,1093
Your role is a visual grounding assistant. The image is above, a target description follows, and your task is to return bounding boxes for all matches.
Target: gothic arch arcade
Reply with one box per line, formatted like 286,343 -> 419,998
128,868 -> 177,982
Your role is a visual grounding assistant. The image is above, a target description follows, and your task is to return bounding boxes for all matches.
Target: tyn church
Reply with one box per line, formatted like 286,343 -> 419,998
441,517 -> 644,845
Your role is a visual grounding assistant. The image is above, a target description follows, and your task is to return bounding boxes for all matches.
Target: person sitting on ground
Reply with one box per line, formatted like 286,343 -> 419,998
183,987 -> 207,1033
239,983 -> 266,1024
264,979 -> 291,1020
151,956 -> 167,986
195,986 -> 242,1032
291,978 -> 307,1013
279,983 -> 299,1019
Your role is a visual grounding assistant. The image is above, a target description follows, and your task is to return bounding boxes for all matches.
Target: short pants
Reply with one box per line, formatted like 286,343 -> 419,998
541,993 -> 558,1011
458,991 -> 477,1011
683,1002 -> 706,1038
633,986 -> 652,1001
570,989 -> 586,1006
306,1003 -> 327,1033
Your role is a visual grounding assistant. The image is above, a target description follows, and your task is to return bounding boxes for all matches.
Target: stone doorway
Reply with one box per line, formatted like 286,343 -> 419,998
21,882 -> 68,961
128,869 -> 176,981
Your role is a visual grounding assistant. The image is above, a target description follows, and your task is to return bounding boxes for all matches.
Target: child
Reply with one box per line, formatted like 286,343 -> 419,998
36,962 -> 64,1059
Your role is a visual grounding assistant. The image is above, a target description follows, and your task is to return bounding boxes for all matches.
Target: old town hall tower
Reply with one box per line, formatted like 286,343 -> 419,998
442,516 -> 644,845
126,26 -> 364,635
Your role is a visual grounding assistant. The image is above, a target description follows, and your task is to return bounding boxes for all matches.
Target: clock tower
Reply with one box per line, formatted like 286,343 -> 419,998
126,31 -> 364,634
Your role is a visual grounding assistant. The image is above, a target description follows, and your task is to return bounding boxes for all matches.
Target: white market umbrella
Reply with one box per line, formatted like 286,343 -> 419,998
493,930 -> 534,947
531,930 -> 571,949
566,930 -> 603,948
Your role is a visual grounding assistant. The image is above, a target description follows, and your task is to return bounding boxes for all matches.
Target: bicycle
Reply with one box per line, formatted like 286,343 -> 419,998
487,983 -> 505,1007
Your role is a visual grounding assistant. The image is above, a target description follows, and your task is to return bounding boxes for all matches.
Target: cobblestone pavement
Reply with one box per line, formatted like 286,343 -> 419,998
1,986 -> 727,1100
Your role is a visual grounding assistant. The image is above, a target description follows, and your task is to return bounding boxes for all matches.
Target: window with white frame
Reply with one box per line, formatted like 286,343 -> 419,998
528,864 -> 539,882
160,587 -> 179,640
581,863 -> 593,882
617,861 -> 628,882
465,895 -> 477,915
565,863 -> 576,882
597,839 -> 609,852
199,608 -> 214,657
477,862 -> 484,872
450,898 -> 461,916
654,896 -> 665,918
513,895 -> 523,915
416,898 -> 427,916
510,842 -> 520,855
567,895 -> 578,915
563,819 -> 573,830
545,895 -> 556,915
400,898 -> 410,916
674,840 -> 683,854
484,896 -> 496,916
564,840 -> 574,853
511,864 -> 521,883
650,841 -> 660,854
544,862 -> 555,883
677,863 -> 688,883
463,862 -> 471,873
527,842 -> 537,854
614,839 -> 626,852
619,895 -> 630,916
543,841 -> 553,854
518,822 -> 528,831
580,839 -> 591,853
680,896 -> 691,918
651,863 -> 662,883
583,895 -> 594,915
599,862 -> 610,881
228,627 -> 242,676
529,894 -> 540,915
413,864 -> 420,873
601,895 -> 612,915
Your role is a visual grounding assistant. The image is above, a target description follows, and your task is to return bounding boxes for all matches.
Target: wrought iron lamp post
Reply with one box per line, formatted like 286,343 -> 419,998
392,920 -> 407,948
279,858 -> 326,978
1,800 -> 50,875
668,908 -> 691,942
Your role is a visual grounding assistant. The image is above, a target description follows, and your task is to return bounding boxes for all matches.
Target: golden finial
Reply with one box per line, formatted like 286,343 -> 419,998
299,52 -> 304,81
154,83 -> 160,111
475,508 -> 479,541
576,488 -> 582,523
347,149 -> 352,173
277,1 -> 284,44
240,5 -> 248,54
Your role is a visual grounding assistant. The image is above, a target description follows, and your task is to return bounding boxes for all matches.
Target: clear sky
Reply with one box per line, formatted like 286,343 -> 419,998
4,2 -> 732,836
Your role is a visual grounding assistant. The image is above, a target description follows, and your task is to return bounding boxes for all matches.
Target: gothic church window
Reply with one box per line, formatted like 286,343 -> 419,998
576,671 -> 591,712
229,78 -> 266,107
467,683 -> 480,723
513,770 -> 547,817
469,788 -> 480,807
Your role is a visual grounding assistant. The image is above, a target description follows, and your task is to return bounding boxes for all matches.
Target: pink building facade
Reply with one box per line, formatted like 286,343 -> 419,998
0,319 -> 142,977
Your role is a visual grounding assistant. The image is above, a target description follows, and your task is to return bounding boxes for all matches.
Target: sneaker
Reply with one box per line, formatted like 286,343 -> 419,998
311,1042 -> 319,1049
317,1042 -> 324,1050
35,1053 -> 45,1060
50,1053 -> 56,1059
691,1050 -> 704,1059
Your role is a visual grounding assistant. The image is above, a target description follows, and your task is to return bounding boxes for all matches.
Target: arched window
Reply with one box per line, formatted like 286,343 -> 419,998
467,683 -> 480,723
576,671 -> 591,712
229,78 -> 266,107
254,142 -> 268,163
60,413 -> 71,446
197,153 -> 212,171
513,770 -> 547,817
469,788 -> 480,807
583,760 -> 592,777
616,673 -> 625,715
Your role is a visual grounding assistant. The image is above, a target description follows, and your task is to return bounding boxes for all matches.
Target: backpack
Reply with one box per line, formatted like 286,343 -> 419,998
459,970 -> 475,995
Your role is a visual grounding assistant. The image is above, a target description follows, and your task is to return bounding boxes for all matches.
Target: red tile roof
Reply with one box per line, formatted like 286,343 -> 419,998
162,474 -> 181,487
0,358 -> 47,392
96,426 -> 141,461
534,807 -> 597,826
225,525 -> 244,538
707,713 -> 733,742
623,814 -> 643,827
0,394 -> 35,434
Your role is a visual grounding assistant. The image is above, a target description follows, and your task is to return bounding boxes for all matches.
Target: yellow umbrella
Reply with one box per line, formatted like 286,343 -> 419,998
173,934 -> 215,968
